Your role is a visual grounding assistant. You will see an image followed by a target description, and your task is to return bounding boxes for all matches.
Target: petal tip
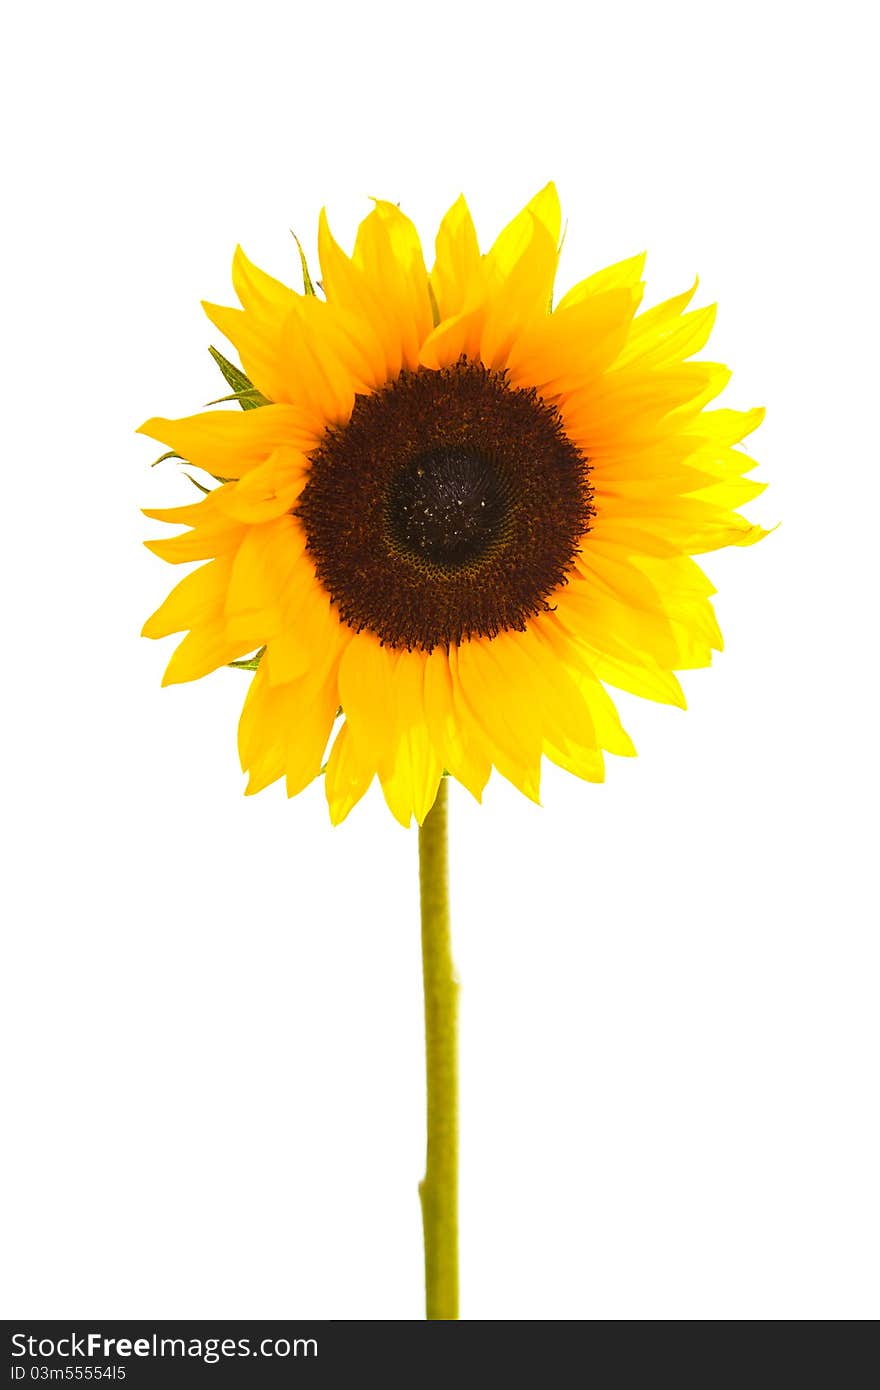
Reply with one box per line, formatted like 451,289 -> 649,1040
137,416 -> 166,440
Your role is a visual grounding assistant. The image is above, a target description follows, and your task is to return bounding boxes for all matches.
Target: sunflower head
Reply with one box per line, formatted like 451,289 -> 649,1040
141,184 -> 767,826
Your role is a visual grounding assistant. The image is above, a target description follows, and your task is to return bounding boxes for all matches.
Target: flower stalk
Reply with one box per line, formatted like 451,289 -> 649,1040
418,776 -> 459,1320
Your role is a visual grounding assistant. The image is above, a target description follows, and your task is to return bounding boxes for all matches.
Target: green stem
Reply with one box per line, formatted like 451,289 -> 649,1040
418,777 -> 459,1320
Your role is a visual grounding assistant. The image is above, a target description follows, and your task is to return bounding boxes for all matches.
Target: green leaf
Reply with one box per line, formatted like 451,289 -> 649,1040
291,232 -> 317,296
208,347 -> 267,409
228,647 -> 265,671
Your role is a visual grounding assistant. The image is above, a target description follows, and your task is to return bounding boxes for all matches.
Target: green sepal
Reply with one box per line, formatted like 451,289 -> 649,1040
427,281 -> 441,328
208,347 -> 267,409
205,387 -> 270,409
318,710 -> 344,774
151,449 -> 185,468
291,232 -> 317,297
183,472 -> 211,495
228,647 -> 265,671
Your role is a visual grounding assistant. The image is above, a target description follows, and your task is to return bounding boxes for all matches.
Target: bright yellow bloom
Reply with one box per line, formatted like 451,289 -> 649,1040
141,184 -> 766,826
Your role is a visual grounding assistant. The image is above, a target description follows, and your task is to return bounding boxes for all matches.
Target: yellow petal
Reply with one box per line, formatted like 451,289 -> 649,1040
161,618 -> 260,687
214,447 -> 307,523
506,288 -> 638,394
231,244 -> 298,319
573,546 -> 721,651
144,491 -> 246,563
202,301 -> 291,405
518,624 -> 636,760
142,556 -> 232,639
685,406 -> 766,446
352,201 -> 433,370
379,648 -> 444,827
419,305 -> 487,370
278,296 -> 358,429
452,640 -> 542,801
556,251 -> 646,311
337,634 -> 446,827
224,515 -> 305,631
264,578 -> 348,688
430,193 -> 481,320
618,299 -> 716,370
337,631 -> 398,788
138,406 -> 316,478
479,216 -> 560,369
422,646 -> 491,801
597,494 -> 768,554
318,209 -> 403,382
324,720 -> 376,825
549,610 -> 687,708
560,577 -> 717,671
614,279 -> 697,356
488,182 -> 562,276
238,659 -> 340,798
142,485 -> 233,527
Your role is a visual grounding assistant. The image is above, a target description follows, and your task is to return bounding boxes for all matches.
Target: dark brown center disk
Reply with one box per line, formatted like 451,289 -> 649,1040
297,360 -> 593,651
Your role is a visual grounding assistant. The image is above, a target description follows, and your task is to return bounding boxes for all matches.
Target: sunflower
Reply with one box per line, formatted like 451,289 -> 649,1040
141,184 -> 766,827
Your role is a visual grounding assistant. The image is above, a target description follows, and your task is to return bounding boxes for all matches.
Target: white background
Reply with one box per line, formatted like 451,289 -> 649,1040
1,0 -> 877,1321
